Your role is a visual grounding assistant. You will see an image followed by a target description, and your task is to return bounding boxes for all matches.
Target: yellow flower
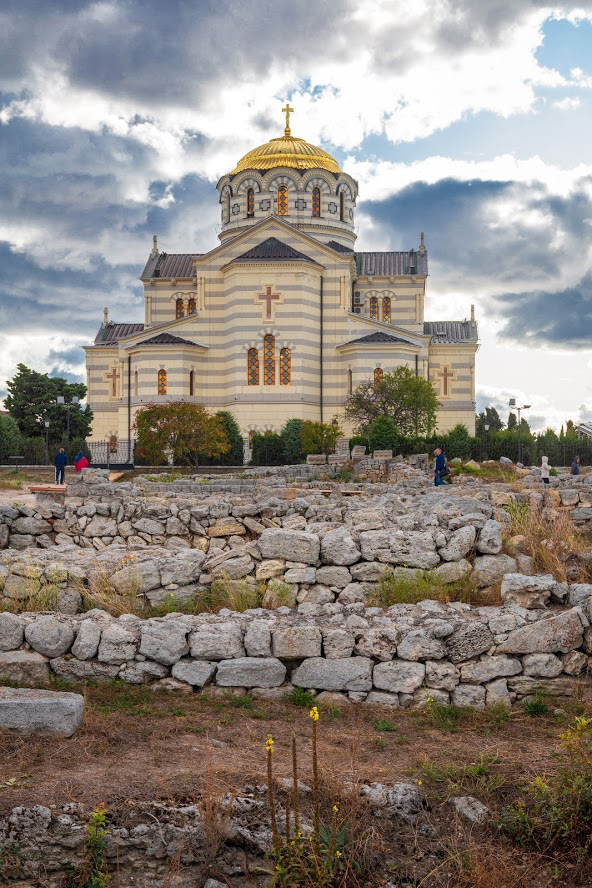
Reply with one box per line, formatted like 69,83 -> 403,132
309,706 -> 319,722
265,734 -> 274,753
417,780 -> 422,785
335,850 -> 342,859
332,804 -> 339,813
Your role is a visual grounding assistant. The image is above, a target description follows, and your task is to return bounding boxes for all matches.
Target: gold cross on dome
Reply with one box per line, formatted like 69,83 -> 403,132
282,102 -> 294,136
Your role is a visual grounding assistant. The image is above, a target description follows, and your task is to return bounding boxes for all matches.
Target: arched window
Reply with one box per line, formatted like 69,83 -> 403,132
188,297 -> 196,315
189,370 -> 194,396
340,191 -> 345,221
369,296 -> 378,319
158,369 -> 167,395
382,296 -> 391,323
247,348 -> 259,385
225,192 -> 230,223
134,370 -> 138,397
277,185 -> 288,216
264,334 -> 275,384
175,298 -> 184,319
348,368 -> 353,394
312,187 -> 321,217
246,187 -> 254,217
374,367 -> 383,386
280,348 -> 291,385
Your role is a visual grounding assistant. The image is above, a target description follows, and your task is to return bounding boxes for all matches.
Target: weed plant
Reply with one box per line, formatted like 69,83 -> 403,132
370,568 -> 496,607
506,502 -> 591,582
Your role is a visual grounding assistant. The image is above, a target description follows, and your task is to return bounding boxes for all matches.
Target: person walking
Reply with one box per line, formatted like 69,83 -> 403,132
571,455 -> 581,475
433,447 -> 447,487
540,455 -> 551,485
54,448 -> 68,484
73,450 -> 89,473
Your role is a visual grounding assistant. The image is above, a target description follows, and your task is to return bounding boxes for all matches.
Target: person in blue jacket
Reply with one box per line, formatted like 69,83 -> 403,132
54,448 -> 68,484
433,447 -> 446,486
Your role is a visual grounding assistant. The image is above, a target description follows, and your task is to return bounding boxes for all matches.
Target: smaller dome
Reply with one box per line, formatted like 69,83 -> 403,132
231,134 -> 341,175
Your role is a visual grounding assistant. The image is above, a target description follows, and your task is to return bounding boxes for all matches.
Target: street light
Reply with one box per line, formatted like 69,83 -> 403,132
509,400 -> 531,464
56,395 -> 79,449
483,423 -> 490,461
44,418 -> 50,466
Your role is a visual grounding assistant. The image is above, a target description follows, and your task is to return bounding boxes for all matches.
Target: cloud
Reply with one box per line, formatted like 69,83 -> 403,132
553,95 -> 582,109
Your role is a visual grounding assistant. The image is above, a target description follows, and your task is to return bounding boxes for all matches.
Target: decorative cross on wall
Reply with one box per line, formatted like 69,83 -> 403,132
257,286 -> 280,321
105,367 -> 120,398
438,366 -> 454,396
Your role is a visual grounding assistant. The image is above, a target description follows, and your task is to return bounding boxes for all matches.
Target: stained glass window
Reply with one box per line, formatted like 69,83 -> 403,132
264,335 -> 275,384
158,369 -> 167,395
249,430 -> 256,447
247,188 -> 254,217
280,348 -> 291,385
277,185 -> 288,216
188,298 -> 196,315
189,370 -> 194,396
382,297 -> 391,323
175,298 -> 184,319
248,348 -> 259,385
370,296 -> 378,319
225,193 -> 230,223
374,367 -> 383,386
312,187 -> 321,217
340,192 -> 345,221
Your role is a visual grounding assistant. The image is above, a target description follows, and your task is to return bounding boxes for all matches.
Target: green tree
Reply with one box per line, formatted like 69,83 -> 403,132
446,423 -> 472,459
0,413 -> 22,462
4,363 -> 92,443
300,420 -> 342,456
281,418 -> 304,464
250,431 -> 285,466
475,406 -> 504,435
507,412 -> 517,430
367,415 -> 401,453
200,411 -> 244,466
345,367 -> 439,436
133,402 -> 229,467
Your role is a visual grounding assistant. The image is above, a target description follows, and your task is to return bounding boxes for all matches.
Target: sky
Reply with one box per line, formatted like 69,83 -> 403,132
1,0 -> 592,432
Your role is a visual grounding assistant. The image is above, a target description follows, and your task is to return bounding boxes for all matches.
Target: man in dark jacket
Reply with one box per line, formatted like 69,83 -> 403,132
571,456 -> 581,475
54,448 -> 68,484
434,447 -> 446,486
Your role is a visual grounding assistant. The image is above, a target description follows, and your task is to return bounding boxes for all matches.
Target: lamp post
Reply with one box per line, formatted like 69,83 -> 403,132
483,423 -> 489,461
56,395 -> 79,449
509,399 -> 531,465
44,418 -> 50,466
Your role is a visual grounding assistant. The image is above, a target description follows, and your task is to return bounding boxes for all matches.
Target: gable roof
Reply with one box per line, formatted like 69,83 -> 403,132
344,331 -> 413,346
94,322 -> 145,344
326,240 -> 354,253
137,332 -> 199,346
140,252 -> 202,280
234,236 -> 313,263
355,250 -> 428,276
424,321 -> 478,342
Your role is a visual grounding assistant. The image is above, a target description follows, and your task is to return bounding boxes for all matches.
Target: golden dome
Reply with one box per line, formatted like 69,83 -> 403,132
231,134 -> 341,175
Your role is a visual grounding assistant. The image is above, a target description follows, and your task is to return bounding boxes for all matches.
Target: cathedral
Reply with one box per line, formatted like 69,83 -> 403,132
84,106 -> 478,461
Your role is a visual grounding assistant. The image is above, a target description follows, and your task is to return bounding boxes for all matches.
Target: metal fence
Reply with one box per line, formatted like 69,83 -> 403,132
89,439 -> 135,467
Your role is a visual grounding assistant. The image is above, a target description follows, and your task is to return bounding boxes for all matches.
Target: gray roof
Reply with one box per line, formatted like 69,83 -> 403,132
326,240 -> 354,253
424,321 -> 478,342
138,332 -> 199,346
344,331 -> 412,345
234,237 -> 313,263
94,322 -> 145,344
355,250 -> 428,276
140,252 -> 201,280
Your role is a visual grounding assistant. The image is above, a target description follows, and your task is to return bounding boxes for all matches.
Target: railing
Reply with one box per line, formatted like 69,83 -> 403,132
89,439 -> 135,466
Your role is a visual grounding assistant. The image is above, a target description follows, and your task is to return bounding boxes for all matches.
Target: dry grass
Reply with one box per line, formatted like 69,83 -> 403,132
506,502 -> 592,582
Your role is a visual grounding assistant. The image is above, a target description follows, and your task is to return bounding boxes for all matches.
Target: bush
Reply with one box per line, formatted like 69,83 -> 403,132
367,415 -> 401,454
446,423 -> 473,460
348,435 -> 368,451
250,431 -> 285,465
300,420 -> 342,456
281,418 -> 304,464
201,411 -> 244,466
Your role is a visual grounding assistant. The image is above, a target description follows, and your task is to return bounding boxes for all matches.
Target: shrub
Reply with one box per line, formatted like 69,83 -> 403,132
251,431 -> 285,466
281,418 -> 304,464
201,411 -> 244,466
522,694 -> 550,717
446,423 -> 473,460
367,415 -> 401,454
300,420 -> 342,457
348,435 -> 368,451
285,687 -> 315,707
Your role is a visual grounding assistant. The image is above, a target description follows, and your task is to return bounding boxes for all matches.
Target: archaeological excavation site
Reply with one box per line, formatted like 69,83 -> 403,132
1,457 -> 592,887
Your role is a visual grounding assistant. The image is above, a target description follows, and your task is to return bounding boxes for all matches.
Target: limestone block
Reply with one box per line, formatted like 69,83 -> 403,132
316,690 -> 351,705
211,555 -> 253,580
320,528 -> 360,565
498,610 -> 584,654
171,659 -> 217,687
207,519 -> 246,537
449,796 -> 490,824
438,526 -> 476,562
120,661 -> 169,684
49,657 -> 119,681
272,626 -> 322,659
0,650 -> 50,686
396,630 -> 445,661
354,627 -> 398,661
12,516 -> 52,535
216,657 -> 286,688
472,554 -> 518,587
425,660 -> 460,691
522,653 -> 563,677
139,620 -> 190,665
85,515 -> 118,537
25,616 -> 75,658
364,691 -> 399,706
500,573 -> 555,609
562,651 -> 588,675
508,676 -> 575,696
567,584 -> 592,607
189,622 -> 245,660
445,622 -> 494,663
459,655 -> 521,683
0,612 -> 24,651
0,688 -> 84,736
451,684 -> 486,709
476,520 -> 503,554
297,584 -> 334,606
285,567 -> 317,584
160,552 -> 206,586
315,566 -> 352,587
360,782 -> 425,823
256,560 -> 286,580
292,656 -> 373,691
350,562 -> 389,581
150,677 -> 194,694
259,529 -> 320,565
71,620 -> 101,660
132,517 -> 166,535
244,620 -> 272,657
373,660 -> 425,694
485,678 -> 511,707
4,575 -> 40,600
110,561 -> 161,594
434,559 -> 471,584
262,579 -> 298,609
322,629 -> 354,659
359,530 -> 439,569
97,623 -> 138,664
